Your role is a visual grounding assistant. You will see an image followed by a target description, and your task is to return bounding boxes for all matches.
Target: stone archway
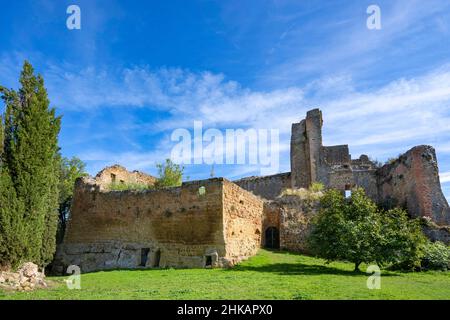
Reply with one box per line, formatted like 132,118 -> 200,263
264,227 -> 280,249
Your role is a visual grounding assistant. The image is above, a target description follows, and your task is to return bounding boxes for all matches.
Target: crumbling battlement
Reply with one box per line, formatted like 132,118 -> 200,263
94,164 -> 157,189
377,145 -> 450,226
53,176 -> 263,273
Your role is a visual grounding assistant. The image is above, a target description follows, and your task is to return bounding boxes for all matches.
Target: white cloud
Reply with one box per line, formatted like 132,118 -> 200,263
35,62 -> 450,171
1,53 -> 450,180
441,172 -> 450,184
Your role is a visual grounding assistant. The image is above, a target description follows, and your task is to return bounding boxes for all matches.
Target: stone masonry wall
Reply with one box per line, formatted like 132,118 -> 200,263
276,196 -> 320,253
222,180 -> 263,265
377,145 -> 450,226
54,176 -> 264,273
291,119 -> 310,189
95,164 -> 157,189
234,173 -> 291,200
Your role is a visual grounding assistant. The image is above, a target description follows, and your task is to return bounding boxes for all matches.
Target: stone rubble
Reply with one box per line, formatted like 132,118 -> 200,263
0,262 -> 47,291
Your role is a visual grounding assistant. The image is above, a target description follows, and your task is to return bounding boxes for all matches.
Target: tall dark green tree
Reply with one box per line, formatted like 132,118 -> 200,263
0,115 -> 26,269
1,61 -> 61,266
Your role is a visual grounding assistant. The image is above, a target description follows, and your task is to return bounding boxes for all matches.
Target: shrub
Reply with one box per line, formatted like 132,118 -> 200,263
107,182 -> 152,191
280,184 -> 324,201
421,241 -> 450,271
310,182 -> 324,193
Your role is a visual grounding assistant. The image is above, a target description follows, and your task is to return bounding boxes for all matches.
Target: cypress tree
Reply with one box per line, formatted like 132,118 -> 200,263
1,61 -> 61,266
0,115 -> 26,269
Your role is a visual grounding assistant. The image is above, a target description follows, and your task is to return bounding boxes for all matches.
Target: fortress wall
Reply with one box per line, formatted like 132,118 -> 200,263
322,145 -> 351,166
277,197 -> 320,253
353,169 -> 378,201
234,172 -> 291,200
222,180 -> 264,265
326,169 -> 354,191
377,145 -> 450,225
58,178 -> 228,272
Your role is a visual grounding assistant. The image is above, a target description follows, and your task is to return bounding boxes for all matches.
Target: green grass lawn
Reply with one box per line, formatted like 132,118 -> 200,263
1,250 -> 449,300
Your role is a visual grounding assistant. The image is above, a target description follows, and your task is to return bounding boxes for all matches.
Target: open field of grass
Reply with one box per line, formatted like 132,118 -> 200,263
1,250 -> 449,300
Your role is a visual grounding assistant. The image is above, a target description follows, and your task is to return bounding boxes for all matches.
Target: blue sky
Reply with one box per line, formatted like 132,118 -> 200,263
0,0 -> 449,200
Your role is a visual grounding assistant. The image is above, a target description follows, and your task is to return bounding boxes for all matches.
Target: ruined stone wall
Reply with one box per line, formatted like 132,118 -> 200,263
222,180 -> 263,265
353,170 -> 378,201
322,145 -> 351,166
276,196 -> 319,253
305,109 -> 323,184
377,145 -> 450,226
95,164 -> 157,189
54,177 -> 265,273
234,173 -> 291,200
291,120 -> 310,189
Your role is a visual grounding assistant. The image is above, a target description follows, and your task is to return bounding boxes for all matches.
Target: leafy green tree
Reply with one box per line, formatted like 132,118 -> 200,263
308,188 -> 382,271
57,156 -> 87,243
0,61 -> 61,266
380,208 -> 426,270
155,159 -> 184,188
308,188 -> 426,271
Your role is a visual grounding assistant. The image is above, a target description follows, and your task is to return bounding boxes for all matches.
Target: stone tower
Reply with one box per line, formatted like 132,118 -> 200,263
290,108 -> 323,188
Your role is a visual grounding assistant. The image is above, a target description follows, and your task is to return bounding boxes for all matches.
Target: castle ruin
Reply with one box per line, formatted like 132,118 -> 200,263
53,109 -> 450,273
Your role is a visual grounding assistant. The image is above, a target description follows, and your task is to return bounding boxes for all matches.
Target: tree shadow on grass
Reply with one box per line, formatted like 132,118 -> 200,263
232,250 -> 400,277
230,262 -> 399,277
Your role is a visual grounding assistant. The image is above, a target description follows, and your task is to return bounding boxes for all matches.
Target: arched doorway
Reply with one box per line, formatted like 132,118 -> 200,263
264,227 -> 280,249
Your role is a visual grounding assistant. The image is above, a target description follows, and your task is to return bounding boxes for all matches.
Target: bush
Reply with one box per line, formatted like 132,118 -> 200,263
280,183 -> 324,201
421,241 -> 450,271
107,182 -> 152,191
310,182 -> 324,193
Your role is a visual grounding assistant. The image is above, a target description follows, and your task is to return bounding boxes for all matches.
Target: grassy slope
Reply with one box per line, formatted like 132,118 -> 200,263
1,250 -> 449,300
